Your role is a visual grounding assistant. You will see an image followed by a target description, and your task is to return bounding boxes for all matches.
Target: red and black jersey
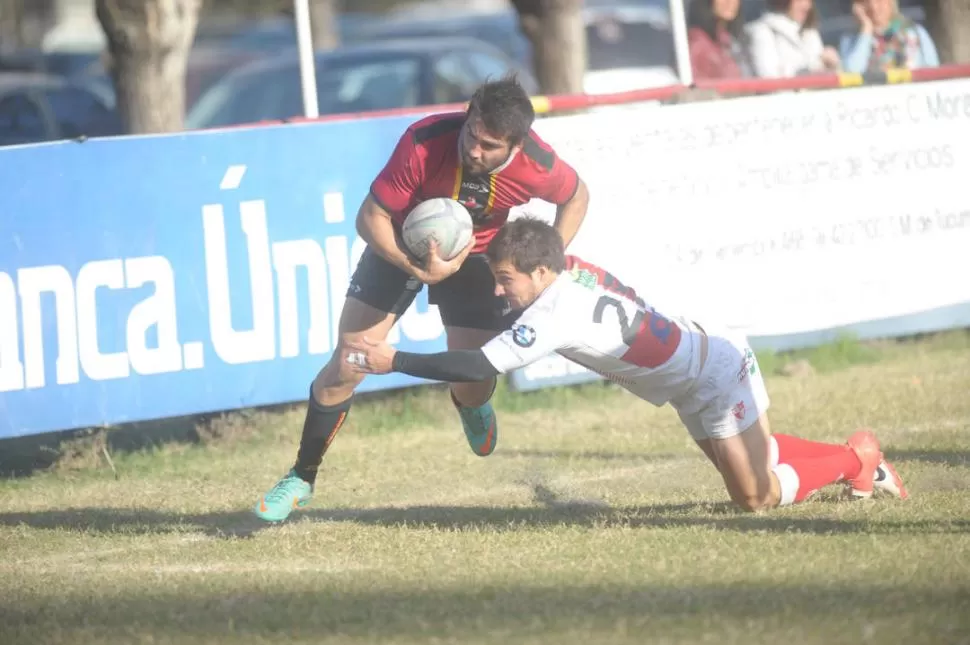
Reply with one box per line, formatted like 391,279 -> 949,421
370,112 -> 579,253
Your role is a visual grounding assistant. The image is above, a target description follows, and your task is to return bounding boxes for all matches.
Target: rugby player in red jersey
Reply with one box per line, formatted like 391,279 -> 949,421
255,75 -> 590,522
346,218 -> 909,512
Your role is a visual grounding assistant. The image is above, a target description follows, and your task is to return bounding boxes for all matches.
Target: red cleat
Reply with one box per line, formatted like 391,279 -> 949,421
872,459 -> 909,499
846,429 -> 882,499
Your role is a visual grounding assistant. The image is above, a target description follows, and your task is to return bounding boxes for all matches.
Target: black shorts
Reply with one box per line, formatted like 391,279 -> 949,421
346,247 -> 518,331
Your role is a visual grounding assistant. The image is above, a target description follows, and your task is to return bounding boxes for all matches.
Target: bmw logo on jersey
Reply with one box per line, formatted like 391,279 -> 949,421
511,324 -> 536,348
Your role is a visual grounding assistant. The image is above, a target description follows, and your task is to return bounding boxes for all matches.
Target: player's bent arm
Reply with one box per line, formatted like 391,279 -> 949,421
392,350 -> 501,382
355,194 -> 424,277
554,177 -> 589,248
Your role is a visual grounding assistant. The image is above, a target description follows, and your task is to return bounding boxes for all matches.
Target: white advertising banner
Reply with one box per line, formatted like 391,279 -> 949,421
512,79 -> 970,389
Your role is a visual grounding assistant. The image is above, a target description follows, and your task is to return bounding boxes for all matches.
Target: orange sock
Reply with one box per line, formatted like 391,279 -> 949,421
783,452 -> 863,502
771,434 -> 849,465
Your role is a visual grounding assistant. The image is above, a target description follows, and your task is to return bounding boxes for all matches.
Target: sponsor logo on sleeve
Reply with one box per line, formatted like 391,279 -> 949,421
511,324 -> 536,348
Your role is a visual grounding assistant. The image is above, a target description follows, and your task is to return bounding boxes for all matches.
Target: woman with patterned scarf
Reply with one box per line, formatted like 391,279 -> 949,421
839,0 -> 939,74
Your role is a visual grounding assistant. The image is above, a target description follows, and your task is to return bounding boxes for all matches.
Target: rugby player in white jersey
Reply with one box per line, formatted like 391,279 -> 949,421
345,217 -> 907,511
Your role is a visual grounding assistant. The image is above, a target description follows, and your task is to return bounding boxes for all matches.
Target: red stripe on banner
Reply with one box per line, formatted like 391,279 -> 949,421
195,64 -> 970,132
696,74 -> 843,93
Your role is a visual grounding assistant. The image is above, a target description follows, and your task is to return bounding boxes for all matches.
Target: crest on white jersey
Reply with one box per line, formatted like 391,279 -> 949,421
570,267 -> 597,290
511,324 -> 536,348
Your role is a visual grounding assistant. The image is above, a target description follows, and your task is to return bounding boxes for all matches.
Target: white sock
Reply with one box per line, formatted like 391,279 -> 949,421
772,463 -> 799,506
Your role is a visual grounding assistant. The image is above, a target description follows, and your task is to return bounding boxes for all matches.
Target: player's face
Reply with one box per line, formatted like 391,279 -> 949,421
490,260 -> 544,310
460,117 -> 517,174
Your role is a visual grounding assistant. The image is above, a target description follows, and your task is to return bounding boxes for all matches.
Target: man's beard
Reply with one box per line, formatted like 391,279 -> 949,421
461,153 -> 487,173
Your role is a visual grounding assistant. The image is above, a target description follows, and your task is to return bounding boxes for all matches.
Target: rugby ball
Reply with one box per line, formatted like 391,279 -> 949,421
402,198 -> 474,262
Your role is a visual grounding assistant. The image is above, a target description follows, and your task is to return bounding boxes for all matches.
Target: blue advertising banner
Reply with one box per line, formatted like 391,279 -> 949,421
0,118 -> 447,439
7,79 -> 970,438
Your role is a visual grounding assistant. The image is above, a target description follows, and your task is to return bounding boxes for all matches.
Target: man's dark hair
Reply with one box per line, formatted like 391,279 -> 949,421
466,74 -> 535,146
486,217 -> 566,274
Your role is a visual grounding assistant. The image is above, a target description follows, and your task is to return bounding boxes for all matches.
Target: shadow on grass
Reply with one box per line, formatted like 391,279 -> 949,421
2,496 -> 965,540
885,449 -> 970,468
497,449 -> 685,463
0,416 -> 203,477
2,580 -> 968,642
0,381 -> 619,478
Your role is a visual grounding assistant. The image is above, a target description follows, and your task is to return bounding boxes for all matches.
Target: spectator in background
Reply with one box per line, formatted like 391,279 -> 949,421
840,0 -> 939,73
746,0 -> 842,77
687,0 -> 752,79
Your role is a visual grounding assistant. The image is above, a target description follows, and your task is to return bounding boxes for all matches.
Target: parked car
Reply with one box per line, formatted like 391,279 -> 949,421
0,72 -> 122,147
0,49 -> 103,77
582,3 -> 679,93
185,37 -> 539,130
362,3 -> 680,94
354,11 -> 534,75
67,42 -> 267,116
194,13 -> 383,54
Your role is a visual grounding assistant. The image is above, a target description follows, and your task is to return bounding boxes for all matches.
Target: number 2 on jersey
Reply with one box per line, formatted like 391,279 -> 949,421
592,295 -> 680,368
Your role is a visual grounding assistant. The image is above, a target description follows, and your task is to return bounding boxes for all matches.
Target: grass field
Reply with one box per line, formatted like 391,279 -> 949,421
1,333 -> 969,645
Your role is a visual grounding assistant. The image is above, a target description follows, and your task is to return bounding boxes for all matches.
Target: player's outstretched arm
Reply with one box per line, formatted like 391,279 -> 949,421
345,337 -> 500,382
346,311 -> 564,382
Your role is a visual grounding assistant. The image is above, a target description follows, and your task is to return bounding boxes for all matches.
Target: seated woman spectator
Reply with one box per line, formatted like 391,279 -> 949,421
746,0 -> 842,77
687,0 -> 752,79
840,0 -> 939,73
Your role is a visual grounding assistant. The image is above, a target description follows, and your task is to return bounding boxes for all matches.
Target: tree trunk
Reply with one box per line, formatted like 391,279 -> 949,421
510,0 -> 586,95
924,0 -> 970,65
309,0 -> 339,51
95,0 -> 201,134
0,0 -> 24,51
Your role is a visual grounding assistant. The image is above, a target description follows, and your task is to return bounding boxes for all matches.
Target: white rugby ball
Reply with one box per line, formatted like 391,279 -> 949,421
402,198 -> 474,262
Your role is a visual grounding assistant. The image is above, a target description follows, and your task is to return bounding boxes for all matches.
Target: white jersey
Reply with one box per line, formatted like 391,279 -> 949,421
481,256 -> 707,407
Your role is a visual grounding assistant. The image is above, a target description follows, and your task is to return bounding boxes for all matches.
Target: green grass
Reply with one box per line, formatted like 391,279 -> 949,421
1,332 -> 969,645
755,334 -> 880,375
753,329 -> 970,376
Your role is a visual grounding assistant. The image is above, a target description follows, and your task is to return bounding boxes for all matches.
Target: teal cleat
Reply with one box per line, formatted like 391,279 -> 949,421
254,469 -> 313,522
452,392 -> 498,457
